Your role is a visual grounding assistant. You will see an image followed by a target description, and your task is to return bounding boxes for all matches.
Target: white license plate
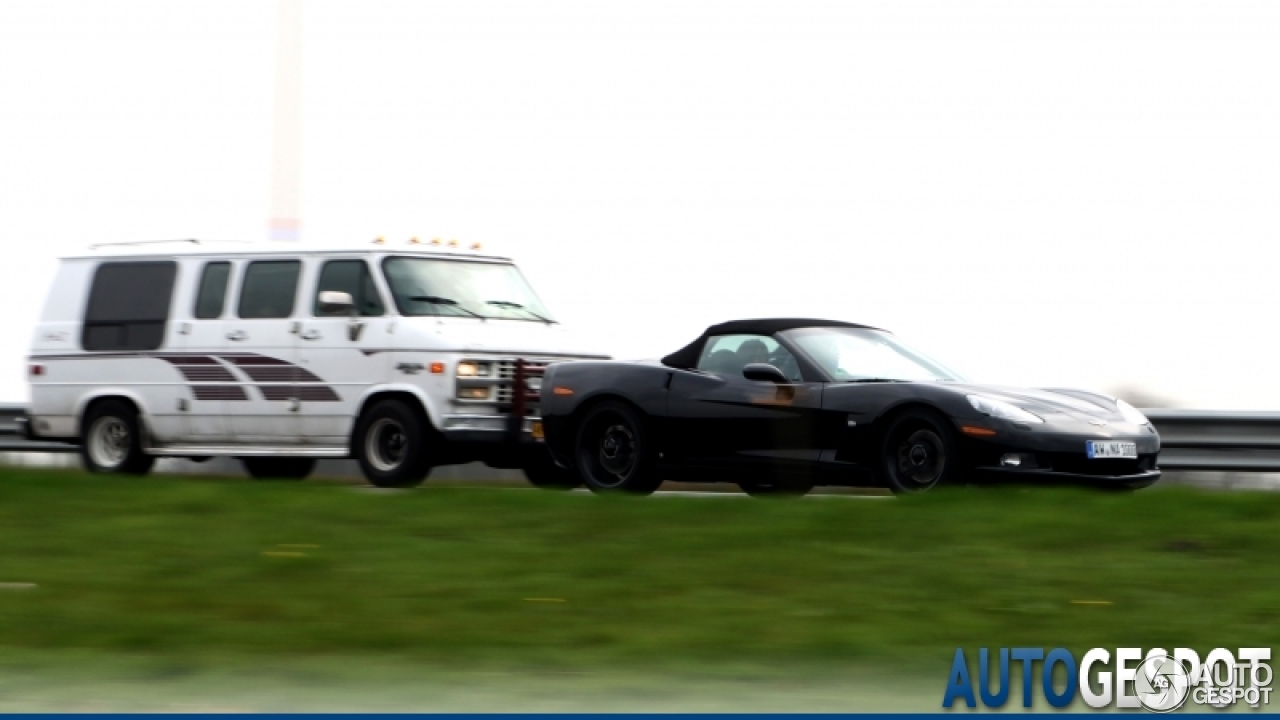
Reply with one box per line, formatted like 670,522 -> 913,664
1086,441 -> 1137,459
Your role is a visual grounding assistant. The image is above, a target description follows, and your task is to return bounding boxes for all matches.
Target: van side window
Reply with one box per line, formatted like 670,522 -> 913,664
82,261 -> 177,351
194,262 -> 231,319
238,260 -> 300,319
314,260 -> 385,317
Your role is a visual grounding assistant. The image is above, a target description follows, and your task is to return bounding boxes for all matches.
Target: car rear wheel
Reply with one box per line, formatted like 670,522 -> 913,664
574,401 -> 662,495
80,399 -> 155,476
879,409 -> 960,494
354,399 -> 432,488
241,457 -> 316,480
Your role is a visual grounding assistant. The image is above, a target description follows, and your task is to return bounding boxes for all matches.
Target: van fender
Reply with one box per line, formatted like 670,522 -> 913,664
353,383 -> 443,430
73,388 -> 157,447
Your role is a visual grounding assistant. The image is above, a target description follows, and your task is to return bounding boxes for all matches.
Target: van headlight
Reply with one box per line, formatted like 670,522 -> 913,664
457,386 -> 491,400
456,361 -> 490,377
967,395 -> 1044,424
1116,398 -> 1149,425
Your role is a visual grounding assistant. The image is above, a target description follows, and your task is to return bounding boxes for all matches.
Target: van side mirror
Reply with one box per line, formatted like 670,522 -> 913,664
318,291 -> 355,316
743,363 -> 789,383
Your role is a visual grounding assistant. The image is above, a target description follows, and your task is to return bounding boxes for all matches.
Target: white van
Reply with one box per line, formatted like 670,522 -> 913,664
25,239 -> 607,487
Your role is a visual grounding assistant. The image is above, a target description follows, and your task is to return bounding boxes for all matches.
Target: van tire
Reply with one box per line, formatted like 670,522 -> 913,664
80,399 -> 155,476
353,399 -> 433,488
241,457 -> 316,480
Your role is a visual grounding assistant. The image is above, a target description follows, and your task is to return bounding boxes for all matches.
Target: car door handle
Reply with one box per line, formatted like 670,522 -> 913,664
300,329 -> 322,340
226,330 -> 248,341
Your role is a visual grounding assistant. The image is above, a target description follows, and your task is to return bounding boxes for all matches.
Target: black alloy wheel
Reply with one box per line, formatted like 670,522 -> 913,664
574,401 -> 662,495
880,409 -> 959,494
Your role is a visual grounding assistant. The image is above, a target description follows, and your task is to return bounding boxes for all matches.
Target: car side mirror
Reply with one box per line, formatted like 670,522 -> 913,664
743,363 -> 789,383
318,291 -> 356,316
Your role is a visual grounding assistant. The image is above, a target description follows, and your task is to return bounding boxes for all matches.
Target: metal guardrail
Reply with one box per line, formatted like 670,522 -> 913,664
3,405 -> 1280,472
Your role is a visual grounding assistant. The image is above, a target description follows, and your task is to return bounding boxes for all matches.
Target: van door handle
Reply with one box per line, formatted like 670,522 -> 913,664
300,329 -> 322,340
226,330 -> 248,341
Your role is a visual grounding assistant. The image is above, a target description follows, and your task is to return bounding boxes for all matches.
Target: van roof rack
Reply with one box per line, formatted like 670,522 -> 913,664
87,238 -> 254,250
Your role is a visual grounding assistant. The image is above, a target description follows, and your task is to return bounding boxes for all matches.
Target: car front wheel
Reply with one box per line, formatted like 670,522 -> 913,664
353,399 -> 433,488
879,409 -> 960,494
574,401 -> 662,495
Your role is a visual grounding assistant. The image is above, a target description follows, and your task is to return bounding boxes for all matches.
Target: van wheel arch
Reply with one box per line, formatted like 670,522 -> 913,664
350,391 -> 437,451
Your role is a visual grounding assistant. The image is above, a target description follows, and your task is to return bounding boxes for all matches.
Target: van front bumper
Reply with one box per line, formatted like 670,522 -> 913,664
439,414 -> 543,444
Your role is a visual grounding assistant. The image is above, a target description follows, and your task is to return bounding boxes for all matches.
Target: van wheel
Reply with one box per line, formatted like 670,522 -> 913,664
523,453 -> 580,490
241,457 -> 315,480
80,399 -> 155,475
354,399 -> 432,488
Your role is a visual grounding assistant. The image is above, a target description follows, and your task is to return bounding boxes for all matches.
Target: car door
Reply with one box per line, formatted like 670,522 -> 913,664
296,257 -> 392,446
666,333 -> 824,479
223,259 -> 304,444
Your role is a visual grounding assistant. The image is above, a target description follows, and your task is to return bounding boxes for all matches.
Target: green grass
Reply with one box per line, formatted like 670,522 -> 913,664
0,467 -> 1277,708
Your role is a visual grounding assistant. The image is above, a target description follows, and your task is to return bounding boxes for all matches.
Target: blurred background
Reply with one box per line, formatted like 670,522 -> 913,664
1,0 -> 1278,409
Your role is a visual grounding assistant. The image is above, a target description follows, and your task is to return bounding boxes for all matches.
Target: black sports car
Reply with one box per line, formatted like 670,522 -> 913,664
539,318 -> 1160,495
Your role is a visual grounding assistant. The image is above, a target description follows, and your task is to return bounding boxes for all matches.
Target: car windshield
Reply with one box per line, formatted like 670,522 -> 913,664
782,327 -> 962,382
381,257 -> 556,322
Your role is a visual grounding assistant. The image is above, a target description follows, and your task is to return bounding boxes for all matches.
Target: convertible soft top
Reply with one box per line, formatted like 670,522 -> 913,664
660,318 -> 878,369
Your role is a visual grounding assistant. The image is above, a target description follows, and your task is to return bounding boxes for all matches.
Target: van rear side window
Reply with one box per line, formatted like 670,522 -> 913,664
238,260 -> 301,319
82,261 -> 177,352
194,262 -> 231,319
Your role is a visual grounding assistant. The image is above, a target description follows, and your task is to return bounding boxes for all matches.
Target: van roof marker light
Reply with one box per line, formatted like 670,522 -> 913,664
471,242 -> 483,250
373,236 -> 385,245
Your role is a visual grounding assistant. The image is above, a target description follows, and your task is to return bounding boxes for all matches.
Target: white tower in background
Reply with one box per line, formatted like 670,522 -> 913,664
268,0 -> 303,242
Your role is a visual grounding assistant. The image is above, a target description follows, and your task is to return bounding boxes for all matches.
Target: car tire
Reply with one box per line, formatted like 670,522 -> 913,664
738,476 -> 814,498
574,401 -> 662,495
523,453 -> 581,490
80,399 -> 155,476
353,399 -> 433,488
879,408 -> 960,494
241,457 -> 316,480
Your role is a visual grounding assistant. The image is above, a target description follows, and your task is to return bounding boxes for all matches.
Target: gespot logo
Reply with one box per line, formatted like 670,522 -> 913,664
942,647 -> 1273,711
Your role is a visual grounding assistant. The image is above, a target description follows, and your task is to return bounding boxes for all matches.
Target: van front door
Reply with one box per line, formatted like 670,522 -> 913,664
295,259 -> 391,447
224,259 -> 304,445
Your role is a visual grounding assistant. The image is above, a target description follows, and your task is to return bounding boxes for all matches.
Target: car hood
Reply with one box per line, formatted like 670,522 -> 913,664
400,317 -> 611,359
939,383 -> 1124,423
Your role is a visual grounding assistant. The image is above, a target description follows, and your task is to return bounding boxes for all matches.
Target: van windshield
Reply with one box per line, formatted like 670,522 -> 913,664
381,257 -> 556,322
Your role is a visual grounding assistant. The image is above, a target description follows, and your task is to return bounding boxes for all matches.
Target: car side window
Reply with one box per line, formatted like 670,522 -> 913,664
238,260 -> 301,319
82,261 -> 177,351
314,260 -> 385,317
194,261 -> 231,319
696,334 -> 802,381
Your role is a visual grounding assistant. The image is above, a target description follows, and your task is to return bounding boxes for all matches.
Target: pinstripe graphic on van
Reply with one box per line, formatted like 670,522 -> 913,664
24,352 -> 347,403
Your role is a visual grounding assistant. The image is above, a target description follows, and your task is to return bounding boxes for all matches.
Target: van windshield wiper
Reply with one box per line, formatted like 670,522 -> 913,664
486,300 -> 555,324
408,295 -> 486,319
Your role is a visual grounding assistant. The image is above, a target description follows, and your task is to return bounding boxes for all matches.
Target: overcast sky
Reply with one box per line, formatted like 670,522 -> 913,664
1,0 -> 1277,407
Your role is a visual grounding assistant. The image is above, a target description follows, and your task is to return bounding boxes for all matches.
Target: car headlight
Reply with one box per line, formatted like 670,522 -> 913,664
967,395 -> 1044,424
1116,398 -> 1149,425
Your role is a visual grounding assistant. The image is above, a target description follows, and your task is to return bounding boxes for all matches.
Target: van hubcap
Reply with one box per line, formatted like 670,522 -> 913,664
366,418 -> 408,472
88,416 -> 131,468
